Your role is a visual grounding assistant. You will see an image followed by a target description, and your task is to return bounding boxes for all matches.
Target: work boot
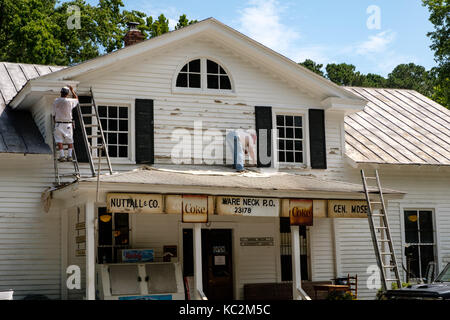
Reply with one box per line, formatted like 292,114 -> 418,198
58,156 -> 65,162
66,156 -> 73,162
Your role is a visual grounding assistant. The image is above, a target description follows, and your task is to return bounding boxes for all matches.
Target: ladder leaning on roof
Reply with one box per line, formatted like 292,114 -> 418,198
361,169 -> 402,291
76,87 -> 113,177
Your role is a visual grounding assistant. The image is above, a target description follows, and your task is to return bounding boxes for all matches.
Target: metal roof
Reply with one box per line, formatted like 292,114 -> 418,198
0,62 -> 64,154
78,166 -> 404,196
344,87 -> 450,166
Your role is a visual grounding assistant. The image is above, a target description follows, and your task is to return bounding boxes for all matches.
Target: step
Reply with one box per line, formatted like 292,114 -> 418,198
82,113 -> 97,117
79,103 -> 93,107
87,135 -> 102,139
375,226 -> 387,229
380,252 -> 394,255
59,173 -> 79,178
386,279 -> 400,282
371,214 -> 385,217
90,145 -> 106,149
383,265 -> 398,269
84,124 -> 99,128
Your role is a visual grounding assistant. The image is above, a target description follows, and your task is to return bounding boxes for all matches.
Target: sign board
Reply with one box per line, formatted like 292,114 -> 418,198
240,237 -> 274,246
165,195 -> 214,215
328,200 -> 368,218
182,195 -> 208,223
281,199 -> 327,218
216,196 -> 279,217
121,249 -> 154,263
75,222 -> 85,230
76,249 -> 85,257
76,235 -> 86,244
289,199 -> 313,226
107,193 -> 163,214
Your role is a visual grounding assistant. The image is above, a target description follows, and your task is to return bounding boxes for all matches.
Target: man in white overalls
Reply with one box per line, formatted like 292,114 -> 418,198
226,129 -> 256,172
52,86 -> 78,161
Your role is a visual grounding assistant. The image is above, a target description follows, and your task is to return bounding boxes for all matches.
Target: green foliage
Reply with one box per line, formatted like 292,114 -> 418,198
0,0 -> 195,66
299,59 -> 324,77
176,14 -> 198,30
387,63 -> 435,97
326,291 -> 355,300
326,63 -> 358,86
422,0 -> 449,108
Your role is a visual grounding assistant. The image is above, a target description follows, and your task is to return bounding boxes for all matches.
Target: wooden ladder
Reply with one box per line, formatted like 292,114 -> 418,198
361,169 -> 402,291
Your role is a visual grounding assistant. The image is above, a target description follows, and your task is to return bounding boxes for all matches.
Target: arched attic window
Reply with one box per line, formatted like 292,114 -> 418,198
175,58 -> 232,91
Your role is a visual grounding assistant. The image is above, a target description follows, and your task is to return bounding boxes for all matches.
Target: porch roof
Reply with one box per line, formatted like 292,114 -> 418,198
69,166 -> 405,199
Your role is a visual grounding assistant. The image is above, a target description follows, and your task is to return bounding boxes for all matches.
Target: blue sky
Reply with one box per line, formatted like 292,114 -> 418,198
80,0 -> 437,77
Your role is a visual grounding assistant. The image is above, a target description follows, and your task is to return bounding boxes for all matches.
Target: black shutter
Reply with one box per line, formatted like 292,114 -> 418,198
255,106 -> 272,168
135,99 -> 154,164
72,96 -> 91,163
309,109 -> 327,169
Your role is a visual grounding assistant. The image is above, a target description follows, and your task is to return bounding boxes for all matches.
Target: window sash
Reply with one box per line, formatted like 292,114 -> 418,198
277,114 -> 305,164
97,105 -> 130,159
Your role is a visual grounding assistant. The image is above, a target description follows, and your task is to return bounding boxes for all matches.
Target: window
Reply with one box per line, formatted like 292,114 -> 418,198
97,207 -> 130,264
98,105 -> 129,158
175,58 -> 232,91
404,210 -> 435,281
277,115 -> 304,164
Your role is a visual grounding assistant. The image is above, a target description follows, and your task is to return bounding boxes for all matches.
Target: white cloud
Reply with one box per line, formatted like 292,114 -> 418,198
354,30 -> 396,55
238,0 -> 301,58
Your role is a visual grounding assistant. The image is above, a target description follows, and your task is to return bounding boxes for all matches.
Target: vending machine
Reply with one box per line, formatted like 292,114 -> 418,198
96,261 -> 185,300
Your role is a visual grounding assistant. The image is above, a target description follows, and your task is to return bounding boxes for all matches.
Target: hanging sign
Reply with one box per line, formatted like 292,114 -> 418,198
76,249 -> 86,257
216,196 -> 279,217
327,200 -> 368,218
107,193 -> 163,214
289,199 -> 313,226
182,195 -> 209,223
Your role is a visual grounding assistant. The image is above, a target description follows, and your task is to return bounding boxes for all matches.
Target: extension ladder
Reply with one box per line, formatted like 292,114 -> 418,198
361,169 -> 402,291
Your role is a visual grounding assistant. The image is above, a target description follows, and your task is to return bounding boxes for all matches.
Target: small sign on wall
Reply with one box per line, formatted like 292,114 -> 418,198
107,193 -> 163,214
182,195 -> 208,223
240,237 -> 274,246
216,196 -> 279,217
289,199 -> 313,226
328,200 -> 368,218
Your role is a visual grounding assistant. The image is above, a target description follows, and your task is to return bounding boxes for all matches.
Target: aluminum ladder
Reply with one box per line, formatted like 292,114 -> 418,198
361,169 -> 402,291
52,117 -> 80,185
76,87 -> 113,177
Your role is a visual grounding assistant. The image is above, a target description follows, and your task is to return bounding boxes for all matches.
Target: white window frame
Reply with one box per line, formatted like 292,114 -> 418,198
93,101 -> 134,164
172,57 -> 236,96
273,111 -> 309,168
400,207 -> 438,281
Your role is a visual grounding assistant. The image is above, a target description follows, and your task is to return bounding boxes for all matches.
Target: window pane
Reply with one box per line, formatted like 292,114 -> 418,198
220,76 -> 231,90
294,116 -> 302,127
189,73 -> 201,88
404,210 -> 419,243
98,106 -> 107,117
278,151 -> 285,162
181,64 -> 188,72
101,119 -> 108,130
286,140 -> 293,151
295,140 -> 302,151
286,152 -> 294,162
295,128 -> 303,139
276,115 -> 284,126
278,127 -> 285,138
219,66 -> 226,74
108,133 -> 117,145
286,128 -> 294,138
119,120 -> 128,131
405,245 -> 420,279
119,107 -> 128,118
419,211 -> 433,243
420,245 -> 435,280
207,60 -> 218,74
189,59 -> 200,73
285,116 -> 293,126
295,152 -> 303,163
108,145 -> 117,157
278,139 -> 285,150
176,73 -> 188,87
119,133 -> 128,145
109,119 -> 118,131
119,146 -> 128,158
109,106 -> 117,118
207,75 -> 219,89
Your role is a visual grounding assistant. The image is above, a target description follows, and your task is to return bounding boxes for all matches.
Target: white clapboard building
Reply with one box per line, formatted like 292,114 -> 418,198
0,18 -> 449,300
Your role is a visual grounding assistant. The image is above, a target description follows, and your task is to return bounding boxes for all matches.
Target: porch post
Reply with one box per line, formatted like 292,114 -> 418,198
85,201 -> 96,300
193,223 -> 203,300
291,225 -> 302,300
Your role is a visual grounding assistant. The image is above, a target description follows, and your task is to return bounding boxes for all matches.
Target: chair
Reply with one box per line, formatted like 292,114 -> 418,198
347,274 -> 357,299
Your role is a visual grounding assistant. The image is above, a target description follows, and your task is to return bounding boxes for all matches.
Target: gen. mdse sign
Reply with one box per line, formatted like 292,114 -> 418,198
328,200 -> 368,218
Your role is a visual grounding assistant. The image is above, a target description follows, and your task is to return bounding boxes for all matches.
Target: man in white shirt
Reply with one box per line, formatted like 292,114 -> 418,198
52,85 -> 78,161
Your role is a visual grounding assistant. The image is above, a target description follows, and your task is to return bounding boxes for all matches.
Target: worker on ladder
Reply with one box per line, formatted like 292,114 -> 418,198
52,85 -> 78,162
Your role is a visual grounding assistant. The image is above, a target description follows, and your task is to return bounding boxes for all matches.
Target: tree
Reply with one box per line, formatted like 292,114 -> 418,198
363,73 -> 387,88
325,63 -> 359,86
422,0 -> 449,108
176,14 -> 198,30
0,0 -> 195,66
387,63 -> 435,97
299,59 -> 324,77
